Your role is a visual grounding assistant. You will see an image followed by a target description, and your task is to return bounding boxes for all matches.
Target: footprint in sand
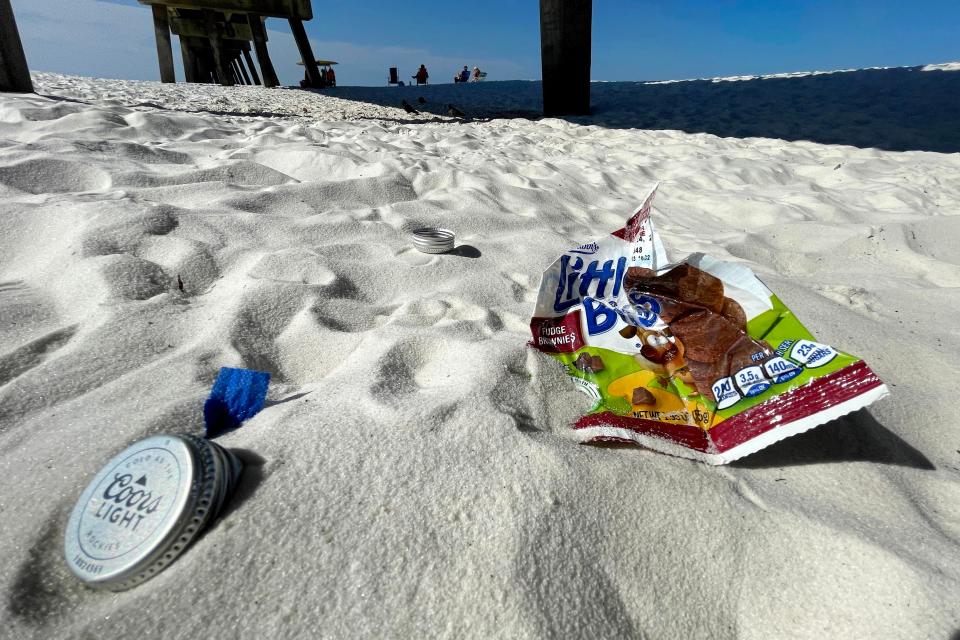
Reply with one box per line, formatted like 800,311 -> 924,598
0,280 -> 78,387
0,325 -> 78,389
113,160 -> 293,189
369,340 -> 425,401
490,350 -> 546,433
248,249 -> 337,287
227,287 -> 302,380
311,297 -> 397,333
0,158 -> 111,195
367,333 -> 493,407
86,254 -> 169,300
0,280 -> 59,343
72,140 -> 191,165
136,235 -> 220,296
224,174 -> 416,217
78,201 -> 179,258
273,293 -> 398,385
13,101 -> 85,122
7,509 -> 92,627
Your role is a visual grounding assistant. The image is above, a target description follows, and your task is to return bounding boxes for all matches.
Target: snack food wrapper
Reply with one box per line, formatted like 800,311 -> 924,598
529,184 -> 889,464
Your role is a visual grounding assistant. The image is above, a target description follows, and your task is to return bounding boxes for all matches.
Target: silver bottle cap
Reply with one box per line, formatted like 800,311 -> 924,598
412,227 -> 455,254
64,434 -> 240,591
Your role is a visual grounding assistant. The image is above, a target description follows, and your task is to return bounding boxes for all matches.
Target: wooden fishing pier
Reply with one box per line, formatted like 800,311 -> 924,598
1,0 -> 593,115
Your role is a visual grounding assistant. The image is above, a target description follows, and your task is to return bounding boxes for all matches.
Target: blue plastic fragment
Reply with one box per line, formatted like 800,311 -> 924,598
203,367 -> 271,437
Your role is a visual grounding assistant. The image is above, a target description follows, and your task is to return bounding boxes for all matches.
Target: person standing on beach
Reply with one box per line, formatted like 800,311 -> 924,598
414,65 -> 429,85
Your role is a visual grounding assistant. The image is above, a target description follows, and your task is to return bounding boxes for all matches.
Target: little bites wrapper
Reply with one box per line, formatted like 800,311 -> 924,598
529,185 -> 889,464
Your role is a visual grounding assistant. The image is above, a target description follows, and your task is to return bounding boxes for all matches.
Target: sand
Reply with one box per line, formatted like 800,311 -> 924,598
2,66 -> 960,638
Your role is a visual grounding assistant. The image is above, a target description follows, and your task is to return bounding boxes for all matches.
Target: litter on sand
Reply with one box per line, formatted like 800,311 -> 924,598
529,185 -> 889,464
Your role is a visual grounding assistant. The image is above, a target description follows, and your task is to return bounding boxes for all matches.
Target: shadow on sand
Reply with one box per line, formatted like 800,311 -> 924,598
447,244 -> 481,258
329,65 -> 960,153
730,408 -> 934,470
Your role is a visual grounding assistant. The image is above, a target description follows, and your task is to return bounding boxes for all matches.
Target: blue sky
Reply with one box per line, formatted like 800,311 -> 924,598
11,0 -> 960,86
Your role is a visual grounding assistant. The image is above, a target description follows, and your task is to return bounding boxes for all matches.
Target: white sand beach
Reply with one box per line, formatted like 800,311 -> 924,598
2,66 -> 960,638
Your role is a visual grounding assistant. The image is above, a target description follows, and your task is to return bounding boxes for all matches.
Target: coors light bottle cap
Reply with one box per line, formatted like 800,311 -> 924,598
64,434 -> 240,591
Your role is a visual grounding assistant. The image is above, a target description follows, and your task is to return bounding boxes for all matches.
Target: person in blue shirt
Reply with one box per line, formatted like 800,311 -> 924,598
456,66 -> 470,83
